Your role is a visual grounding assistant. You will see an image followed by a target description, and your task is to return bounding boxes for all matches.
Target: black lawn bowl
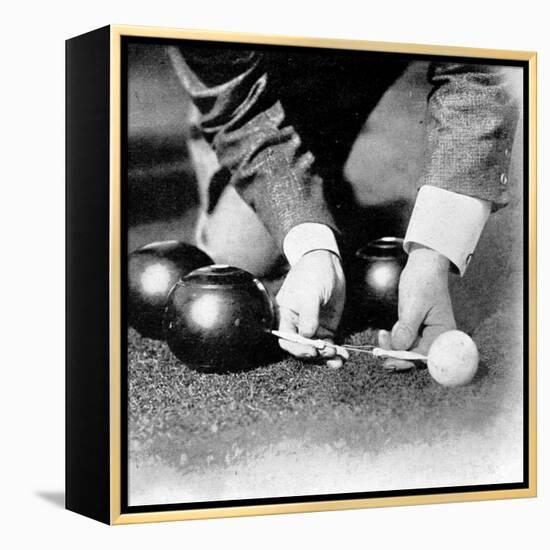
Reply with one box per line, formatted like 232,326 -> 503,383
128,240 -> 213,340
164,265 -> 277,373
354,237 -> 407,328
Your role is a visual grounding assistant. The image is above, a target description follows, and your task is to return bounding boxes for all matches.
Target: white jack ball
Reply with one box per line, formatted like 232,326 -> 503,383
427,330 -> 479,387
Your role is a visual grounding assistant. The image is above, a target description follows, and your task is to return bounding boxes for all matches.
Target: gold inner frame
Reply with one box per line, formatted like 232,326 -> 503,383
108,24 -> 537,525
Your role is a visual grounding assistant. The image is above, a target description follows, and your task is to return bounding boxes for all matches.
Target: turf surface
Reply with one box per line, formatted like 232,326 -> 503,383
126,60 -> 525,502
128,306 -> 523,477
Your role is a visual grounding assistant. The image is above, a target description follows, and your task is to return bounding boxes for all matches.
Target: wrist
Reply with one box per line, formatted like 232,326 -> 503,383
407,243 -> 450,275
302,248 -> 341,261
283,223 -> 340,267
404,185 -> 491,276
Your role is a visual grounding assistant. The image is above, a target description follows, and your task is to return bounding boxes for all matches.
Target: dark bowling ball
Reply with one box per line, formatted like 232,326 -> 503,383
355,237 -> 407,328
128,241 -> 213,339
164,265 -> 276,373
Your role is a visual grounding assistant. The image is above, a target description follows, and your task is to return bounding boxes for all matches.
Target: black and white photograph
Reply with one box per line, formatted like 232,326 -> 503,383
123,36 -> 529,509
5,0 -> 550,541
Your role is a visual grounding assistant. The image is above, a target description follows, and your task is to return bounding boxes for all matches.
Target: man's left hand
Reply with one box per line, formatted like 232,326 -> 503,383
379,243 -> 456,370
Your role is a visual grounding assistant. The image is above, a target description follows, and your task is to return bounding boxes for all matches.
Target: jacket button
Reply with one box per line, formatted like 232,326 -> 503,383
500,173 -> 508,185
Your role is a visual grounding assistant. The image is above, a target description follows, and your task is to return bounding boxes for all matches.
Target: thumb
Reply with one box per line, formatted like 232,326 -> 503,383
391,305 -> 425,351
298,297 -> 320,338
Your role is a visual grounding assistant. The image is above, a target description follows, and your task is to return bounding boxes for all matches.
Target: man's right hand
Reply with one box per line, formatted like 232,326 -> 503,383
275,250 -> 347,369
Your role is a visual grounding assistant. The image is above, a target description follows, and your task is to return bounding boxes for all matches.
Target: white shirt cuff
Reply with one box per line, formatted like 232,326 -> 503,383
404,185 -> 490,276
283,223 -> 340,266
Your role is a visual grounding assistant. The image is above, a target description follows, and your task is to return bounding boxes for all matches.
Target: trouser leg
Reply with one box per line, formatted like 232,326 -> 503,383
177,46 -> 408,276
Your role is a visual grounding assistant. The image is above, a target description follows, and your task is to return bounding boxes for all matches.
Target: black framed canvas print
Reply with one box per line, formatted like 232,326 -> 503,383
66,25 -> 537,525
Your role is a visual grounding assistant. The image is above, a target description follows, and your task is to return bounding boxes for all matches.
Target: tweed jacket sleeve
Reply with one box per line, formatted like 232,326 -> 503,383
419,63 -> 519,210
167,46 -> 336,251
169,47 -> 520,251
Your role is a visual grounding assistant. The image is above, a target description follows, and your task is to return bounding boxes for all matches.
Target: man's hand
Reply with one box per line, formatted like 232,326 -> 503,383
379,243 -> 456,371
276,250 -> 346,368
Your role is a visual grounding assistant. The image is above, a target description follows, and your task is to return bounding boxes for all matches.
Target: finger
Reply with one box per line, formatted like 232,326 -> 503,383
316,335 -> 349,360
411,325 -> 447,356
379,330 -> 417,369
411,323 -> 455,356
326,356 -> 344,369
313,336 -> 348,364
383,327 -> 422,354
390,279 -> 428,351
382,358 -> 416,371
378,329 -> 392,349
319,345 -> 350,362
391,320 -> 423,351
411,305 -> 456,355
319,347 -> 337,359
277,307 -> 317,358
298,297 -> 321,338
